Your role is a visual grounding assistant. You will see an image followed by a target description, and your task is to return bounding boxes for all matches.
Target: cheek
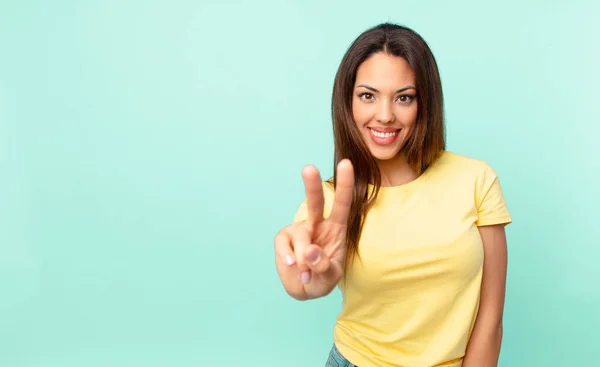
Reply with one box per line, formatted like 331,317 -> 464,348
352,101 -> 370,125
398,105 -> 418,127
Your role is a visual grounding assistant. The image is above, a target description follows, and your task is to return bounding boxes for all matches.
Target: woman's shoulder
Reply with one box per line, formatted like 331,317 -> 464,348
439,150 -> 485,165
434,150 -> 498,180
438,150 -> 493,169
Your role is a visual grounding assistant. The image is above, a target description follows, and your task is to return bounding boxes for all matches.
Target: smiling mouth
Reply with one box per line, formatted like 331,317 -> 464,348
368,127 -> 401,138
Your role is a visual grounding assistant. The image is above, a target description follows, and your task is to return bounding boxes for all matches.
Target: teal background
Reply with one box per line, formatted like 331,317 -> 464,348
1,1 -> 598,366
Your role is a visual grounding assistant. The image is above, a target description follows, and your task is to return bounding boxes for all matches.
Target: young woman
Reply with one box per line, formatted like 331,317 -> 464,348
274,23 -> 511,367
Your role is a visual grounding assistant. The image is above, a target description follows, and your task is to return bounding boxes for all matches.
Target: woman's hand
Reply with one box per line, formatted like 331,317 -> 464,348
274,159 -> 354,300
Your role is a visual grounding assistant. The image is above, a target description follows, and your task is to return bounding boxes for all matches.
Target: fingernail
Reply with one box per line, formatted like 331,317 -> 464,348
284,254 -> 295,266
306,249 -> 320,265
300,271 -> 311,284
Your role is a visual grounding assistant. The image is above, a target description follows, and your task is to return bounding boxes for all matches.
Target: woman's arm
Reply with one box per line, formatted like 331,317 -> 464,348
462,224 -> 508,367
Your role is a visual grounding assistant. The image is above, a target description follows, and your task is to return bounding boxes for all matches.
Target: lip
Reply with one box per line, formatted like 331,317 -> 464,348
368,127 -> 401,146
368,127 -> 401,133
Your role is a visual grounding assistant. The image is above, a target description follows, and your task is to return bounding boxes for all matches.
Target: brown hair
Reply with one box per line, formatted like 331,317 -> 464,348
327,22 -> 446,271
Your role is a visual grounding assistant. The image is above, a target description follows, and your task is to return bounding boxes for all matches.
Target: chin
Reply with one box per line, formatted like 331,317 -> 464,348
365,139 -> 405,162
361,127 -> 407,162
371,150 -> 402,161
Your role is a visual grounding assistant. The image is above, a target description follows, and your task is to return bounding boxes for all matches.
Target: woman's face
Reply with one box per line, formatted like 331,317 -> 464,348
352,52 -> 418,161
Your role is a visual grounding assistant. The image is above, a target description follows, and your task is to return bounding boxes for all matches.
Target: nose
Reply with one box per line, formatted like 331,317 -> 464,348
375,99 -> 395,124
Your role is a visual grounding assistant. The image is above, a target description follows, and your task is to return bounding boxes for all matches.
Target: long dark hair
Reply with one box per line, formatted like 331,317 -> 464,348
328,23 -> 446,271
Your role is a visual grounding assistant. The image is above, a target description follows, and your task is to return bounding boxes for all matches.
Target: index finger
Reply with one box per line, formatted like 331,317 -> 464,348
329,159 -> 354,225
302,164 -> 325,227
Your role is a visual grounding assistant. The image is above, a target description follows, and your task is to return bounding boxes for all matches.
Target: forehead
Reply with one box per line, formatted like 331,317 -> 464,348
355,52 -> 415,88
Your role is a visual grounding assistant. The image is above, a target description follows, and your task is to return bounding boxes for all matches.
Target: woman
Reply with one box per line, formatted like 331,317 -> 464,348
274,22 -> 511,367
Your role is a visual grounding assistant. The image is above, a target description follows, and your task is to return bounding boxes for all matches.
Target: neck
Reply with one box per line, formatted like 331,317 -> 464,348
377,153 -> 418,187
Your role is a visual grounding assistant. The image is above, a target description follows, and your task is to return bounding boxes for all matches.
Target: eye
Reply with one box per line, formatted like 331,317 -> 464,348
358,92 -> 375,101
396,95 -> 415,104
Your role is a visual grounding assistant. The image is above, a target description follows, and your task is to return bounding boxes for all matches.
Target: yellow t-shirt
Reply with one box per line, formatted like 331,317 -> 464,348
293,151 -> 512,367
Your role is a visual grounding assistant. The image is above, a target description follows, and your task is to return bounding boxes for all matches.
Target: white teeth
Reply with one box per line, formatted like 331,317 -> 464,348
370,128 -> 398,138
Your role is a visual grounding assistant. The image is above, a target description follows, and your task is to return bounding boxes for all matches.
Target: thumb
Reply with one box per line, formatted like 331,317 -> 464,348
304,245 -> 342,285
303,245 -> 331,274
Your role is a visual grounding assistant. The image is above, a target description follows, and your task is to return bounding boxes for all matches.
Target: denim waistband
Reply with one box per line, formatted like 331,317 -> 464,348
326,344 -> 357,367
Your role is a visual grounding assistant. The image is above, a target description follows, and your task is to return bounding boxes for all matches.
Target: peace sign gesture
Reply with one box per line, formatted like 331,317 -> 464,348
274,159 -> 355,300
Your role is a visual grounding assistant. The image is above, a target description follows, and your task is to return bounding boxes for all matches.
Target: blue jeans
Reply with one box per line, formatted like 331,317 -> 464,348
326,344 -> 357,367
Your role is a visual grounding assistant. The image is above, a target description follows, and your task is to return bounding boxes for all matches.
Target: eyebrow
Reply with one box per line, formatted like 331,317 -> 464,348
355,84 -> 416,93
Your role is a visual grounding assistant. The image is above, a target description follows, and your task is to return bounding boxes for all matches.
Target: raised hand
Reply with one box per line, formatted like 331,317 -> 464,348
274,159 -> 354,300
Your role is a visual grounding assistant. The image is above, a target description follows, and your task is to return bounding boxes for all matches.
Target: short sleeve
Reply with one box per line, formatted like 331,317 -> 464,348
292,182 -> 336,223
475,163 -> 512,226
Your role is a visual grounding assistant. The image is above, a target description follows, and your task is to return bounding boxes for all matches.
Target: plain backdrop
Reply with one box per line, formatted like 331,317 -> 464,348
1,0 -> 598,366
